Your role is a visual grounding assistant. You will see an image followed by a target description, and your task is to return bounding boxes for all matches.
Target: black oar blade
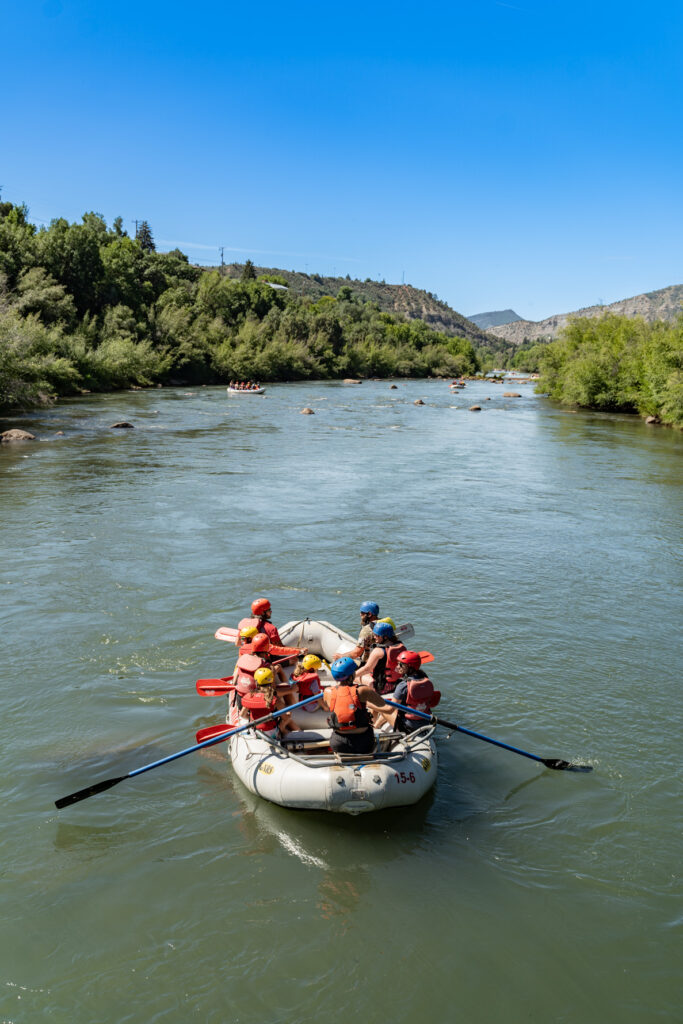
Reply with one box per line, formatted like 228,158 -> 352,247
543,758 -> 593,773
55,775 -> 127,809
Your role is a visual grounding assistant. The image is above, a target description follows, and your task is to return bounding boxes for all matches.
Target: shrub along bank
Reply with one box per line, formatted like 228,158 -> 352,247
0,204 -> 479,412
523,314 -> 682,428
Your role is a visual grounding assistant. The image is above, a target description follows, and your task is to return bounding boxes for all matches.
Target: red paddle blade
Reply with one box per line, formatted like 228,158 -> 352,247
417,651 -> 434,664
196,677 -> 235,696
215,627 -> 239,643
196,723 -> 235,743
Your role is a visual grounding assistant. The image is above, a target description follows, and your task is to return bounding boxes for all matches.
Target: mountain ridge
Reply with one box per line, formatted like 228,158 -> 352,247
487,284 -> 683,345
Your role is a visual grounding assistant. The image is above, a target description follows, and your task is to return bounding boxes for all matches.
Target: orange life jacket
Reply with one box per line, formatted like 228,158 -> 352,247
328,685 -> 372,733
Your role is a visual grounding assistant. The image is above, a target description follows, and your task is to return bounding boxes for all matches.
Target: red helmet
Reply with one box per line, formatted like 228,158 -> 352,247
397,650 -> 422,670
251,598 -> 271,616
251,632 -> 271,653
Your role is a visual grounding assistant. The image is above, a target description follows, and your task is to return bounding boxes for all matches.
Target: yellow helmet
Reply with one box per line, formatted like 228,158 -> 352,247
301,654 -> 322,671
378,617 -> 396,631
240,626 -> 258,639
254,667 -> 274,687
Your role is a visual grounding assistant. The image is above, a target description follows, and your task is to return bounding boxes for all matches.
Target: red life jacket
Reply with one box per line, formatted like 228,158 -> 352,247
328,685 -> 371,733
384,642 -> 407,685
241,691 -> 278,731
404,673 -> 441,721
293,670 -> 321,699
372,642 -> 407,692
235,653 -> 266,697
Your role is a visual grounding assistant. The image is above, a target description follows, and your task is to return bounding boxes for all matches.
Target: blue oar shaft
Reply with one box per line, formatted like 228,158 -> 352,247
383,699 -> 545,765
128,692 -> 321,779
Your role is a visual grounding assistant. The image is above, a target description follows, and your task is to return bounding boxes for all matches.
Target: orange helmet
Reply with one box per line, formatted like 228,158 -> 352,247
251,632 -> 271,653
251,598 -> 271,616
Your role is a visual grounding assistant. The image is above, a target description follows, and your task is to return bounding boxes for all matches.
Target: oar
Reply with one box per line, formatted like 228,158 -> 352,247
196,651 -> 304,697
383,700 -> 593,772
416,651 -> 434,664
196,676 -> 236,696
55,692 -> 322,809
196,722 -> 240,743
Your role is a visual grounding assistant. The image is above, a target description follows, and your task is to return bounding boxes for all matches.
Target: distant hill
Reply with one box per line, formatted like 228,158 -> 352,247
467,309 -> 522,329
216,264 -> 498,349
487,284 -> 683,346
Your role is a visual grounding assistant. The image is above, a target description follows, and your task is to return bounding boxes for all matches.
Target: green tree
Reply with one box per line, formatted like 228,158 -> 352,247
241,259 -> 256,281
136,220 -> 155,253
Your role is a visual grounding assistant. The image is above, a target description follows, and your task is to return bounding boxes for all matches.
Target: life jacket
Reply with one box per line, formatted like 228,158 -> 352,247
372,642 -> 407,693
384,642 -> 407,686
234,653 -> 266,697
404,671 -> 441,722
241,691 -> 278,731
293,670 -> 322,712
328,685 -> 372,733
293,671 -> 321,699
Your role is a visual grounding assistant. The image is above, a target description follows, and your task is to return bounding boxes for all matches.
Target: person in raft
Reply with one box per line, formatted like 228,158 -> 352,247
355,621 -> 406,694
240,598 -> 284,647
323,657 -> 388,754
333,600 -> 382,662
240,667 -> 296,736
373,650 -> 441,733
290,654 -> 323,712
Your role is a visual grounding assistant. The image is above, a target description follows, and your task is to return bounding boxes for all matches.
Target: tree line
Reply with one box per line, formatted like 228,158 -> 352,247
510,314 -> 682,428
0,204 -> 479,412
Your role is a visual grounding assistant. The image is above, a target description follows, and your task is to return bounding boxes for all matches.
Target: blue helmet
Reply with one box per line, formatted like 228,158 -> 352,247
330,657 -> 357,681
373,621 -> 394,639
360,601 -> 380,616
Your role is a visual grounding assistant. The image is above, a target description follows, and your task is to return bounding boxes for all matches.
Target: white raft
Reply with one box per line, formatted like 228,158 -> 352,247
224,619 -> 438,816
226,386 -> 266,395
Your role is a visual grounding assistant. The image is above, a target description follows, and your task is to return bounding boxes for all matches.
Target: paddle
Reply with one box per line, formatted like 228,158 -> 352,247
196,677 -> 236,696
196,650 -> 305,697
382,700 -> 593,772
54,692 -> 323,810
195,722 -> 239,743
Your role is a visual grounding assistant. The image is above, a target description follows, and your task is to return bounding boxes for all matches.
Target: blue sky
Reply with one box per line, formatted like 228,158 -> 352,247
2,0 -> 682,320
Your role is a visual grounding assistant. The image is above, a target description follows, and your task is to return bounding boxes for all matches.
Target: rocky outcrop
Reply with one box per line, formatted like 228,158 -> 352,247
488,284 -> 683,345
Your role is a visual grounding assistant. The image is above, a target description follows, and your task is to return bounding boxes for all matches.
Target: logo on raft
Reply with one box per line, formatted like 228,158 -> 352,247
257,763 -> 275,775
421,758 -> 431,772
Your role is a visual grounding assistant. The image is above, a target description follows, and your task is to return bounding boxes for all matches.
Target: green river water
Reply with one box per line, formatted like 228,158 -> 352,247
1,380 -> 681,1024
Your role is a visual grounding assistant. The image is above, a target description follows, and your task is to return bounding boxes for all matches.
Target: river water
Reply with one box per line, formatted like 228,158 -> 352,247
1,380 -> 681,1023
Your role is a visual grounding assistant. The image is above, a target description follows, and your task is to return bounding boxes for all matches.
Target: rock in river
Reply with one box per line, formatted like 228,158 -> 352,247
414,399 -> 425,406
503,392 -> 522,398
300,407 -> 315,415
110,421 -> 135,429
1,429 -> 36,442
469,405 -> 482,412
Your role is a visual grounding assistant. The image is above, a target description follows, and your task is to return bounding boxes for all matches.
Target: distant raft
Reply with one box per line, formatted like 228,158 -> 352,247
227,386 -> 266,395
219,619 -> 438,816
